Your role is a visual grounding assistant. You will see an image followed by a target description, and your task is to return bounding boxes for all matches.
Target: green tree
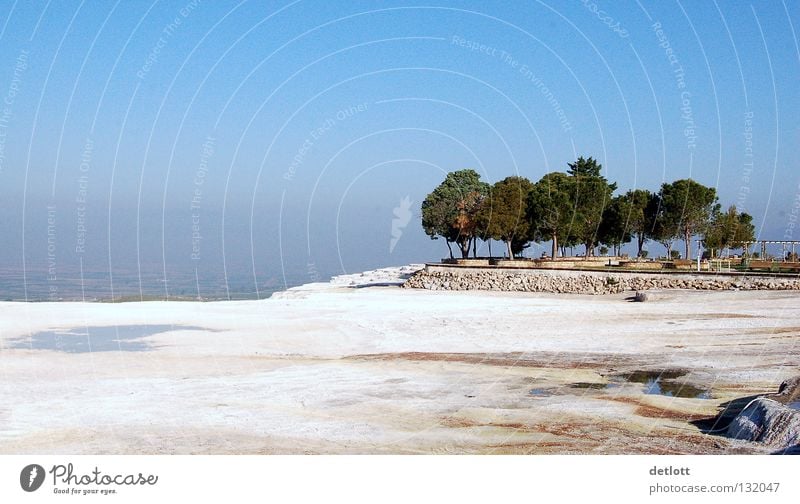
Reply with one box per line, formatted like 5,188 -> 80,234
733,212 -> 756,251
646,190 -> 676,257
657,179 -> 718,260
420,192 -> 457,258
619,189 -> 655,257
566,156 -> 604,178
567,157 -> 617,256
421,169 -> 490,259
477,176 -> 536,259
598,195 -> 633,256
703,205 -> 756,257
527,172 -> 576,260
475,209 -> 493,258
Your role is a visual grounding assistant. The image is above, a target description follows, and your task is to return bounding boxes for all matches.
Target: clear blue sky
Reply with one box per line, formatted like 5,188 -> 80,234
0,0 -> 798,296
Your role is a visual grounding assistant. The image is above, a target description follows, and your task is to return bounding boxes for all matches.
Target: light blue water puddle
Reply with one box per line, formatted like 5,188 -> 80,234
7,325 -> 203,353
528,371 -> 711,400
617,370 -> 711,399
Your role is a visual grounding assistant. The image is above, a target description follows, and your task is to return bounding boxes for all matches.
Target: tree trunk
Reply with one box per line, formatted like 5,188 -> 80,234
488,240 -> 492,258
637,233 -> 645,257
506,240 -> 514,260
472,237 -> 477,258
458,237 -> 470,258
446,240 -> 454,259
551,234 -> 558,261
684,228 -> 692,260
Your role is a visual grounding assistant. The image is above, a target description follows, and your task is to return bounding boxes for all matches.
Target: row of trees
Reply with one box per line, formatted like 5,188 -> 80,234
421,157 -> 755,260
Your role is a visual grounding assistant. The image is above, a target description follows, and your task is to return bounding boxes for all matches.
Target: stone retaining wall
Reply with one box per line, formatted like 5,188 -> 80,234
402,265 -> 800,294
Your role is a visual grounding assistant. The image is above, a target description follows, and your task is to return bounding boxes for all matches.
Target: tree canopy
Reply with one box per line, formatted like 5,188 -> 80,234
567,156 -> 604,178
477,176 -> 536,259
615,189 -> 656,257
421,169 -> 489,258
656,179 -> 718,259
527,172 -> 576,259
703,205 -> 755,257
567,157 -> 617,255
421,163 -> 727,262
598,195 -> 633,257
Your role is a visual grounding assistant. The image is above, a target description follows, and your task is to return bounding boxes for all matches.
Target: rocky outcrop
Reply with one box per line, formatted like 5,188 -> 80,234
402,266 -> 800,295
775,376 -> 800,404
726,398 -> 800,450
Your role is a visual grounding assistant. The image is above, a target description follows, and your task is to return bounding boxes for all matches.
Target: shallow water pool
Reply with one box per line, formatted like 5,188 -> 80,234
7,325 -> 203,353
616,370 -> 711,399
